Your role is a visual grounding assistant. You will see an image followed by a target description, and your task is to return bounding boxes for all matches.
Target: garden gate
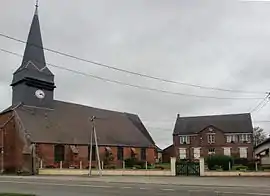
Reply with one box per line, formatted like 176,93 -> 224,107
176,161 -> 200,176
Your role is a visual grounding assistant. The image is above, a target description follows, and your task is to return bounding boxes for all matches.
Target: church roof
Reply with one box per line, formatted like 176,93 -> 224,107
6,101 -> 155,147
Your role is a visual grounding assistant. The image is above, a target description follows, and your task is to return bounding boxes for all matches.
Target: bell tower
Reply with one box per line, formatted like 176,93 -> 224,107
11,3 -> 56,108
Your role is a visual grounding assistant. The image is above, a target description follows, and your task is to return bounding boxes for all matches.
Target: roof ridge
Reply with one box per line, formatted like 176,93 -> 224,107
178,112 -> 250,119
54,100 -> 137,116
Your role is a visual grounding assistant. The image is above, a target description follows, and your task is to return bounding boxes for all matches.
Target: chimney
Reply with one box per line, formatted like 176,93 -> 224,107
177,113 -> 180,118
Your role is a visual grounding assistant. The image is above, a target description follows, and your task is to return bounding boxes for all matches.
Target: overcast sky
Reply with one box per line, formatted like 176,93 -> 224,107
1,0 -> 270,148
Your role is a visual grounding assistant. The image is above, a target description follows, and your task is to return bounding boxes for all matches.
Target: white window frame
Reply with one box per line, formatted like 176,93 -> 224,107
208,148 -> 215,155
239,134 -> 251,143
239,147 -> 248,158
226,134 -> 238,143
223,147 -> 231,156
179,136 -> 190,144
207,134 -> 215,144
193,147 -> 200,159
226,135 -> 232,143
179,148 -> 187,159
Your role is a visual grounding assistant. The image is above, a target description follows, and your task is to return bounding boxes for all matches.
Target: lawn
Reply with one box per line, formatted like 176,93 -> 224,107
0,194 -> 35,196
154,163 -> 171,170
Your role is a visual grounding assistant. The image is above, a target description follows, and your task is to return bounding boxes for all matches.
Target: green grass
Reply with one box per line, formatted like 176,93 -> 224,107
154,163 -> 171,170
0,194 -> 35,196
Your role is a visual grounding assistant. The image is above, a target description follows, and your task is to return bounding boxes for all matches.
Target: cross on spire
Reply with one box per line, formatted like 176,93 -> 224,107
35,0 -> 39,15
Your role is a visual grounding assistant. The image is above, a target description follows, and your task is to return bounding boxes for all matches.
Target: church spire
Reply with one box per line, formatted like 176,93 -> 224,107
13,2 -> 53,76
35,0 -> 39,16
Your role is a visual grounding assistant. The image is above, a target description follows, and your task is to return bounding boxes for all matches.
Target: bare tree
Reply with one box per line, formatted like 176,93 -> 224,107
253,127 -> 267,146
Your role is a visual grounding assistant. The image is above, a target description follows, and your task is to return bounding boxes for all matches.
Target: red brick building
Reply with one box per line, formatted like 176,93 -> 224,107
172,113 -> 253,160
162,144 -> 174,163
0,6 -> 155,174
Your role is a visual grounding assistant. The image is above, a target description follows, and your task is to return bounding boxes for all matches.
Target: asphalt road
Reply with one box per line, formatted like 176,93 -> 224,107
0,176 -> 269,196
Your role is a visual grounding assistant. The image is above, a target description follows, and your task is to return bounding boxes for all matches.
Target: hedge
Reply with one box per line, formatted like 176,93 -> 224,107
206,155 -> 233,171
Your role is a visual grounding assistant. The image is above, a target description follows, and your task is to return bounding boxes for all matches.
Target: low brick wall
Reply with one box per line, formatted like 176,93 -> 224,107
39,169 -> 173,176
204,171 -> 270,177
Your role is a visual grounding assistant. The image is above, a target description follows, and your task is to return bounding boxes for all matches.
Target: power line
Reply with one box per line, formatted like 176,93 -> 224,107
254,99 -> 270,113
0,32 -> 268,95
250,93 -> 270,113
0,48 -> 265,101
253,121 -> 270,123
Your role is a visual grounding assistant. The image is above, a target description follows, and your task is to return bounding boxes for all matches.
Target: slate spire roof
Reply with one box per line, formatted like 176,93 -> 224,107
11,4 -> 54,86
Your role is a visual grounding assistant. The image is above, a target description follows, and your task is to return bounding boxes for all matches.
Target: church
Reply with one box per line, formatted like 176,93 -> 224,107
0,6 -> 156,174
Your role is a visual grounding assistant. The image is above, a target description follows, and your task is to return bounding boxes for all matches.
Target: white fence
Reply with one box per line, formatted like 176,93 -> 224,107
39,157 -> 176,176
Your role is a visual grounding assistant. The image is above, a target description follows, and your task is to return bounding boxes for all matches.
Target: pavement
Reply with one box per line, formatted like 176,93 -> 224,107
0,175 -> 269,196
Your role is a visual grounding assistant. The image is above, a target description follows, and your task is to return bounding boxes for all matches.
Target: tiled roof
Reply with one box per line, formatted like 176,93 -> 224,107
11,101 -> 155,147
173,113 -> 253,135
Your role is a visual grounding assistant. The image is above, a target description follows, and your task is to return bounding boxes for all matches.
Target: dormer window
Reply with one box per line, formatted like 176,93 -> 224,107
179,136 -> 190,144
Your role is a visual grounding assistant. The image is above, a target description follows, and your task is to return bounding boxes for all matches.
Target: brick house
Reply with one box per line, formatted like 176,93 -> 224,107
172,113 -> 253,160
162,144 -> 174,163
0,6 -> 156,174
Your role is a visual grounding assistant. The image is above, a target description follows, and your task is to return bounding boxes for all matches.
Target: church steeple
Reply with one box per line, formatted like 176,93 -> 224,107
13,2 -> 53,77
11,4 -> 55,108
35,0 -> 39,15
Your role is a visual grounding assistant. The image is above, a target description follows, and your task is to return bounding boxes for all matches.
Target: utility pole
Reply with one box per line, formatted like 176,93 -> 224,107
88,118 -> 93,176
0,127 -> 3,174
32,143 -> 36,175
89,116 -> 102,177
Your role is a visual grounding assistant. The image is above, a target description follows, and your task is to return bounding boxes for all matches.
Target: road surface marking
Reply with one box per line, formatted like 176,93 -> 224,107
161,188 -> 175,191
139,187 -> 149,190
121,187 -> 132,189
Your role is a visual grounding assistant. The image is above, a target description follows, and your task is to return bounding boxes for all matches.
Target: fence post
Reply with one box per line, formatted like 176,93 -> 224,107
170,157 -> 176,176
40,159 -> 43,169
122,160 -> 125,176
145,161 -> 148,170
60,161 -> 63,169
199,157 -> 205,176
123,160 -> 125,169
101,161 -> 104,170
80,161 -> 82,170
255,162 -> 258,171
229,161 -> 231,171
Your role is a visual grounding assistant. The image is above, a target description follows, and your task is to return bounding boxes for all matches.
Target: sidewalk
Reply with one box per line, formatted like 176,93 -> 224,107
1,175 -> 270,188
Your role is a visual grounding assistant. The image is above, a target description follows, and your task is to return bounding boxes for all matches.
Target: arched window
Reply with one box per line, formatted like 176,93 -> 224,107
54,144 -> 65,162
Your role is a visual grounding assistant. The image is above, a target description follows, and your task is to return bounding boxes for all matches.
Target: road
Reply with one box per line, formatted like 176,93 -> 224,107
0,176 -> 269,196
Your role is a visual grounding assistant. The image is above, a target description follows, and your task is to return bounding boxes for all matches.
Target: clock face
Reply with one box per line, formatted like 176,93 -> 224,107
35,89 -> 45,99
